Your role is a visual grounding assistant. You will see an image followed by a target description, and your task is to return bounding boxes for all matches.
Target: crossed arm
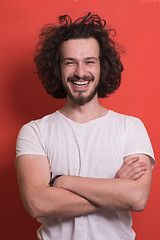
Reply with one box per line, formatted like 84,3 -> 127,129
16,154 -> 152,218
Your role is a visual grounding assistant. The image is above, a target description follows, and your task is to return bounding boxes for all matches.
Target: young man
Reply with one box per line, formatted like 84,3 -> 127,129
16,13 -> 155,240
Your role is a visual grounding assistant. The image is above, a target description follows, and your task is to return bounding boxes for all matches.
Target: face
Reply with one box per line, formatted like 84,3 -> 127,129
60,38 -> 100,105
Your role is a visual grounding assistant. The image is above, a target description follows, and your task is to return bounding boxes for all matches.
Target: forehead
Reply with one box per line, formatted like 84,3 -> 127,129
60,38 -> 100,59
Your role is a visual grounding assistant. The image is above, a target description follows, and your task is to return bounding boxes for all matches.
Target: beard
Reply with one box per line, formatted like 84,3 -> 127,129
62,75 -> 99,106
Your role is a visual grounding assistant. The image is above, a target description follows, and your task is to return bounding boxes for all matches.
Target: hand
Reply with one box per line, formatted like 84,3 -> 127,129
115,157 -> 147,180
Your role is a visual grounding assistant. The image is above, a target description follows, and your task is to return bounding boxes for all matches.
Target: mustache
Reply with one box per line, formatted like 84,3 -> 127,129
67,75 -> 95,82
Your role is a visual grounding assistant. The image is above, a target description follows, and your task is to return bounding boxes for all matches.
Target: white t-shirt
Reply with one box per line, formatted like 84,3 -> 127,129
16,110 -> 155,240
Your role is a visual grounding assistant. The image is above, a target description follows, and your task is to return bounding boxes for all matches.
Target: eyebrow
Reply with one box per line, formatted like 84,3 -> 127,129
62,57 -> 99,62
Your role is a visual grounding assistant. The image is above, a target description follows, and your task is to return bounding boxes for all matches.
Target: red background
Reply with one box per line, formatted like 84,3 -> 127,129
1,0 -> 160,239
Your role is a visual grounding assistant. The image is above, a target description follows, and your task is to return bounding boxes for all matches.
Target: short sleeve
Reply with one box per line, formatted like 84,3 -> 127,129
16,122 -> 46,159
124,118 -> 155,168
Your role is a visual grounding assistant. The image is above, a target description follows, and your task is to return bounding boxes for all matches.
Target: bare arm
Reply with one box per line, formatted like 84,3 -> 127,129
54,154 -> 152,212
115,156 -> 148,180
16,155 -> 100,219
16,153 -> 149,219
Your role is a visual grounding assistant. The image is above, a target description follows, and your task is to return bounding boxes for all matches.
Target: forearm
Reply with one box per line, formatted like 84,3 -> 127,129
24,185 -> 100,218
55,155 -> 152,212
17,154 -> 151,219
55,175 -> 151,212
17,155 -> 100,219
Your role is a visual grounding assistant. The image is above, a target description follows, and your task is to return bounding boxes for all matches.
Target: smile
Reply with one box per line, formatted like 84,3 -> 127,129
72,81 -> 90,86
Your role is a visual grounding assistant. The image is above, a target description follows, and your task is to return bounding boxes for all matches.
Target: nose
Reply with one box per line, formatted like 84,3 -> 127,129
74,63 -> 86,78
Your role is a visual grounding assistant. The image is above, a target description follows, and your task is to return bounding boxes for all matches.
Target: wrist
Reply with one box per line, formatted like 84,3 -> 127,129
59,175 -> 71,189
56,175 -> 74,190
51,175 -> 69,188
49,174 -> 63,187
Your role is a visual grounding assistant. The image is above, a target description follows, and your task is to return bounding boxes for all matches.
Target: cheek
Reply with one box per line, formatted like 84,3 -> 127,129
92,68 -> 100,80
88,65 -> 100,75
61,67 -> 74,80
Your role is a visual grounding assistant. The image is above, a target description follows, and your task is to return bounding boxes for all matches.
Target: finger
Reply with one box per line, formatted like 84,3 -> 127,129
129,161 -> 147,170
118,157 -> 140,173
126,161 -> 147,174
124,157 -> 140,167
130,171 -> 145,180
128,164 -> 147,179
118,162 -> 147,179
115,159 -> 141,178
115,159 -> 147,179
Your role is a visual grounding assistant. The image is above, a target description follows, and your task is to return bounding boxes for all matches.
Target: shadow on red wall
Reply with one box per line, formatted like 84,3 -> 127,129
0,57 -> 65,238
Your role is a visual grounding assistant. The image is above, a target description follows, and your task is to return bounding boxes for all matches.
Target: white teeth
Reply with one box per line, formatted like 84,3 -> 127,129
72,81 -> 89,86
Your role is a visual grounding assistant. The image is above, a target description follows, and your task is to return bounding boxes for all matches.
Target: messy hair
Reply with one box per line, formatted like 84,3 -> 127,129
34,12 -> 124,98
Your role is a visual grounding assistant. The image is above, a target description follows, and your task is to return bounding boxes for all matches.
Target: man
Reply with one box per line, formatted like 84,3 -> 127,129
16,13 -> 155,240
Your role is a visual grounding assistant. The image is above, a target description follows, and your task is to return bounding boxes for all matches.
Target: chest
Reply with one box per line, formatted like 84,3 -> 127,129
43,120 -> 125,179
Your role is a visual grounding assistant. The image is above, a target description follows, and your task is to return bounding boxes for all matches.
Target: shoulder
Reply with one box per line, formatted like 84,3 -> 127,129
17,111 -> 61,146
16,111 -> 60,159
109,110 -> 143,127
19,111 -> 59,133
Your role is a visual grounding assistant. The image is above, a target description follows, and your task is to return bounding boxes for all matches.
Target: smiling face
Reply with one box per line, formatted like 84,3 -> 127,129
60,38 -> 100,105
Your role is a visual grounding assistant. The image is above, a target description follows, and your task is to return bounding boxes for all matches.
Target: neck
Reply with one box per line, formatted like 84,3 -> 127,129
60,95 -> 108,123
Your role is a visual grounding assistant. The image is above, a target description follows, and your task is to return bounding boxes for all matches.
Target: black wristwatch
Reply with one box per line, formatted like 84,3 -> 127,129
49,174 -> 62,187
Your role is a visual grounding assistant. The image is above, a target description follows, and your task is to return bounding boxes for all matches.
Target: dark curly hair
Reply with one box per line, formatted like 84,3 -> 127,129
34,12 -> 124,98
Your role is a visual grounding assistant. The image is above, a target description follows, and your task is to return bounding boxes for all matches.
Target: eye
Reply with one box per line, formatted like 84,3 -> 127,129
86,61 -> 96,65
65,61 -> 75,65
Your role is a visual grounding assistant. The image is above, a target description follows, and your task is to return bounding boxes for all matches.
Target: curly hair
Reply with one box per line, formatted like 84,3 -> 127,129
34,12 -> 124,98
